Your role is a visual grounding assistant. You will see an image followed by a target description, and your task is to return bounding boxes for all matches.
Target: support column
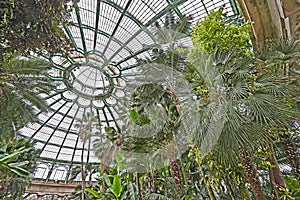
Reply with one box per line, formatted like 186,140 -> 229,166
237,0 -> 284,50
282,0 -> 300,40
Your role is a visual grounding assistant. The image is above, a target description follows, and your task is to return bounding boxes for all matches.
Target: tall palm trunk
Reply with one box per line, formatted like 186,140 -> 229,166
279,133 -> 300,179
170,159 -> 182,187
101,163 -> 108,193
266,141 -> 286,199
148,171 -> 155,193
238,148 -> 265,200
136,172 -> 141,199
81,142 -> 86,200
269,168 -> 279,199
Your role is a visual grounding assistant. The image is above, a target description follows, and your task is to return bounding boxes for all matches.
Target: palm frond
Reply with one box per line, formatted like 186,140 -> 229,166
1,59 -> 50,75
247,93 -> 293,126
0,56 -> 52,141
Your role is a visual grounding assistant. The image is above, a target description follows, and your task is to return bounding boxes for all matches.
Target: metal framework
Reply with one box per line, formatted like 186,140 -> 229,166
18,0 -> 239,182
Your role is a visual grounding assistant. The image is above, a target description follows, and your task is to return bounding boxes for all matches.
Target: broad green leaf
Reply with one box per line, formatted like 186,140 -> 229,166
130,109 -> 139,122
103,173 -> 112,187
8,161 -> 29,167
86,188 -> 102,198
9,166 -> 30,177
112,176 -> 122,197
115,152 -> 125,170
0,146 -> 28,163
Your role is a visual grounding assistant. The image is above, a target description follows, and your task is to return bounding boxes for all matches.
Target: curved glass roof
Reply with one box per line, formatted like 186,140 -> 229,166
18,0 -> 239,181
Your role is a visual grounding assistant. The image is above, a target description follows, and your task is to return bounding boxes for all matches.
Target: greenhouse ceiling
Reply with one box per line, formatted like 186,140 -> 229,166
18,0 -> 239,181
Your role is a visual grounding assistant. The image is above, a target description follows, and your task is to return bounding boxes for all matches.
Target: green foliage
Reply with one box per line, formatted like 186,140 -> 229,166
0,145 -> 31,177
86,188 -> 102,199
86,171 -> 138,200
0,139 -> 39,200
130,109 -> 139,122
282,177 -> 300,199
191,8 -> 251,55
258,39 -> 300,112
128,182 -> 138,200
187,42 -> 294,163
0,55 -> 52,144
188,14 -> 300,199
111,176 -> 122,198
88,16 -> 299,200
0,0 -> 74,55
130,109 -> 151,126
189,147 -> 250,199
119,83 -> 181,153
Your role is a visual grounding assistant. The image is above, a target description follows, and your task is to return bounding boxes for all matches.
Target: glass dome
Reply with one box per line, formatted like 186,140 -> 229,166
18,0 -> 239,182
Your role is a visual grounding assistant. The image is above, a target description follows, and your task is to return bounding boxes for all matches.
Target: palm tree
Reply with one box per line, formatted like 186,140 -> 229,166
259,39 -> 300,179
0,54 -> 52,144
124,13 -> 193,192
75,112 -> 100,200
121,82 -> 183,189
188,47 -> 293,200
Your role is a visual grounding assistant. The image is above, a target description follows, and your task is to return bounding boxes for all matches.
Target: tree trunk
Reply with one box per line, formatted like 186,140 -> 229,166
266,141 -> 286,199
269,167 -> 280,200
148,172 -> 155,193
101,163 -> 108,193
236,0 -> 283,51
88,168 -> 93,188
279,133 -> 300,179
81,142 -> 86,200
170,159 -> 182,188
136,172 -> 142,199
238,148 -> 265,200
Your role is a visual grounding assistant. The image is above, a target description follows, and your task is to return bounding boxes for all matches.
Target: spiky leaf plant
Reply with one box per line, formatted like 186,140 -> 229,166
188,46 -> 294,200
0,139 -> 39,200
258,39 -> 300,180
0,54 -> 52,144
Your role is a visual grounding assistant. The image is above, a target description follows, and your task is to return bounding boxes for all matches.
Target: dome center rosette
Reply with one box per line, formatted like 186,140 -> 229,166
64,63 -> 114,100
48,53 -> 126,108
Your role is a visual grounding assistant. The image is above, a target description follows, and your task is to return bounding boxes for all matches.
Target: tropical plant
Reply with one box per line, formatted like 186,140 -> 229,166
85,167 -> 139,200
75,112 -> 100,200
127,13 -> 193,196
258,39 -> 300,180
191,8 -> 251,56
120,74 -> 185,197
188,46 -> 294,199
72,8 -> 300,200
0,139 -> 39,200
0,54 -> 52,144
187,8 -> 300,199
0,0 -> 74,56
